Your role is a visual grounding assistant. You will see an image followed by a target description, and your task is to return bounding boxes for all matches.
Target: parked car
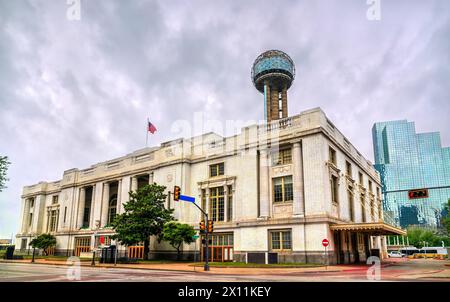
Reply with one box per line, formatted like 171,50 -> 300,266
388,251 -> 406,258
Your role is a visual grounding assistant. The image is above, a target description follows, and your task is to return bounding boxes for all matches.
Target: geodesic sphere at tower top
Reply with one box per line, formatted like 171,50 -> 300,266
251,50 -> 295,93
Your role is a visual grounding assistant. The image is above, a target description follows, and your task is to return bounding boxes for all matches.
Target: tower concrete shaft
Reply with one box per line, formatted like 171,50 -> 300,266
264,82 -> 288,123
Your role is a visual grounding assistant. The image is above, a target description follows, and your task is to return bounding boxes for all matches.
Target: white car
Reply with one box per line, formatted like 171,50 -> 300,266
388,251 -> 406,258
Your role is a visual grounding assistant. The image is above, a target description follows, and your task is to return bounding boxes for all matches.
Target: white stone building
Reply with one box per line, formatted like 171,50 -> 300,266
16,106 -> 405,264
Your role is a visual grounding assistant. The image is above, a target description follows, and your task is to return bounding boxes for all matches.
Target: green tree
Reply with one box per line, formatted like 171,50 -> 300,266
162,222 -> 196,260
29,234 -> 57,255
0,156 -> 11,192
443,199 -> 450,234
407,226 -> 446,248
111,183 -> 174,260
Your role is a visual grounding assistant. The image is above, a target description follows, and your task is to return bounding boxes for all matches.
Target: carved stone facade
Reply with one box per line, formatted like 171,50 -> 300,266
16,108 -> 398,263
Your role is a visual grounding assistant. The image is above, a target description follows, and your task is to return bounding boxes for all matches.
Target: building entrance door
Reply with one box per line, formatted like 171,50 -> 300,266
74,237 -> 91,256
201,233 -> 233,262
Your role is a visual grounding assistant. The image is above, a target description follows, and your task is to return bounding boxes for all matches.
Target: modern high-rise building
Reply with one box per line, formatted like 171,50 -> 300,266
372,120 -> 450,229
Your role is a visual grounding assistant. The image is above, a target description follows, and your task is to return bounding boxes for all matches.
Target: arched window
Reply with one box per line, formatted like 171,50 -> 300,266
108,194 -> 117,225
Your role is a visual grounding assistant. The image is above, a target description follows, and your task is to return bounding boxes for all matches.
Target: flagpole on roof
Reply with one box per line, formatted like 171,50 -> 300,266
146,117 -> 149,148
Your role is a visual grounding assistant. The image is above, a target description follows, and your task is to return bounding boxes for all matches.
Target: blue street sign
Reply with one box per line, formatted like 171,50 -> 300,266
179,195 -> 195,203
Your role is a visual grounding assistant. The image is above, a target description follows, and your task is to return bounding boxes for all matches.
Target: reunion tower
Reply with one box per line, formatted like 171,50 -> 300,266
251,50 -> 295,123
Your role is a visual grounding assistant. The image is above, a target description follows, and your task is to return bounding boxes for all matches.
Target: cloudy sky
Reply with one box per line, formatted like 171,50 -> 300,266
0,0 -> 449,238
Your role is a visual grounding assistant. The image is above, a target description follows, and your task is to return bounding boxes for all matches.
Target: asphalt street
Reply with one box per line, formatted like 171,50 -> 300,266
0,259 -> 448,282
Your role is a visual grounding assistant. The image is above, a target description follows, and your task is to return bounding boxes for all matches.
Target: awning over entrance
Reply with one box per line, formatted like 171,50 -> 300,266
330,222 -> 406,236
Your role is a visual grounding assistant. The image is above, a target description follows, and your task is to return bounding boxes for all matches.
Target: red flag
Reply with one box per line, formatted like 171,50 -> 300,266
148,121 -> 157,134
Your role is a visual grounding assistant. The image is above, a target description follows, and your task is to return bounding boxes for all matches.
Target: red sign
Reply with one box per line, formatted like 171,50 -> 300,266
322,239 -> 329,247
99,236 -> 105,244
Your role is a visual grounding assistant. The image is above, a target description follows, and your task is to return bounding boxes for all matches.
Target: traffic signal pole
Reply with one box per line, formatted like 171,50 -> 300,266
173,186 -> 210,271
192,201 -> 210,271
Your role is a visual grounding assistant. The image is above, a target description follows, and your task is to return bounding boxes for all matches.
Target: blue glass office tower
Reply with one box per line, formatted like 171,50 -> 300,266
372,120 -> 450,229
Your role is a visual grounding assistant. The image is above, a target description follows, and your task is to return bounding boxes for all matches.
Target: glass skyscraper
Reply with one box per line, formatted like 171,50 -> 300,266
372,120 -> 450,229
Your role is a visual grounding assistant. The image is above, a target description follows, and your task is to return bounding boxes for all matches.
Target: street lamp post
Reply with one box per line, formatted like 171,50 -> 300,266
114,240 -> 118,266
91,220 -> 100,266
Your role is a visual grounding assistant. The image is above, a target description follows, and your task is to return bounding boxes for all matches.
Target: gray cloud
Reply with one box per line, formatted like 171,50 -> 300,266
1,0 -> 449,237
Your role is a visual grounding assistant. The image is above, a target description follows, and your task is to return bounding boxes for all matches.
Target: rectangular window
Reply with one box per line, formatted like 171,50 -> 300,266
29,199 -> 34,208
209,187 -> 225,222
52,195 -> 59,204
50,210 -> 58,232
346,161 -> 352,177
329,147 -> 337,165
370,199 -> 375,220
75,237 -> 91,248
63,207 -> 67,223
273,176 -> 293,203
270,230 -> 292,251
378,203 -> 382,221
272,148 -> 292,166
331,175 -> 339,204
359,172 -> 363,185
82,187 -> 93,228
227,185 -> 233,222
29,213 -> 33,227
348,188 -> 354,221
361,195 -> 366,222
368,180 -> 373,193
210,163 -> 225,177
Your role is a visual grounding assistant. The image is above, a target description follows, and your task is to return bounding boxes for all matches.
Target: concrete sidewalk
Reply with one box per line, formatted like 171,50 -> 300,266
0,259 -> 378,275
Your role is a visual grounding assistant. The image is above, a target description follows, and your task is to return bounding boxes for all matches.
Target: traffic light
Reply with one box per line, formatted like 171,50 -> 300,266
199,220 -> 205,233
173,186 -> 181,201
207,220 -> 214,233
408,189 -> 429,199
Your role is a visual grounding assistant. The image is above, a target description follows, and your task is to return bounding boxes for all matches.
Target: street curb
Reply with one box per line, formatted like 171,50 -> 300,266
0,260 -> 201,274
0,260 -> 347,274
0,260 -> 396,275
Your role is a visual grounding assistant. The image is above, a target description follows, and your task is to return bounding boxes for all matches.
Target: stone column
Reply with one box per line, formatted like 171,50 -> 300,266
292,141 -> 305,216
148,172 -> 154,184
101,183 -> 110,227
131,176 -> 138,192
46,209 -> 51,232
55,208 -> 60,232
77,188 -> 86,228
21,199 -> 29,233
120,177 -> 131,213
259,149 -> 270,218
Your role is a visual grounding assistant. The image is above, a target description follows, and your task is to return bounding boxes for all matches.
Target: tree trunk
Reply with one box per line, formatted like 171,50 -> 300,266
143,238 -> 150,260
